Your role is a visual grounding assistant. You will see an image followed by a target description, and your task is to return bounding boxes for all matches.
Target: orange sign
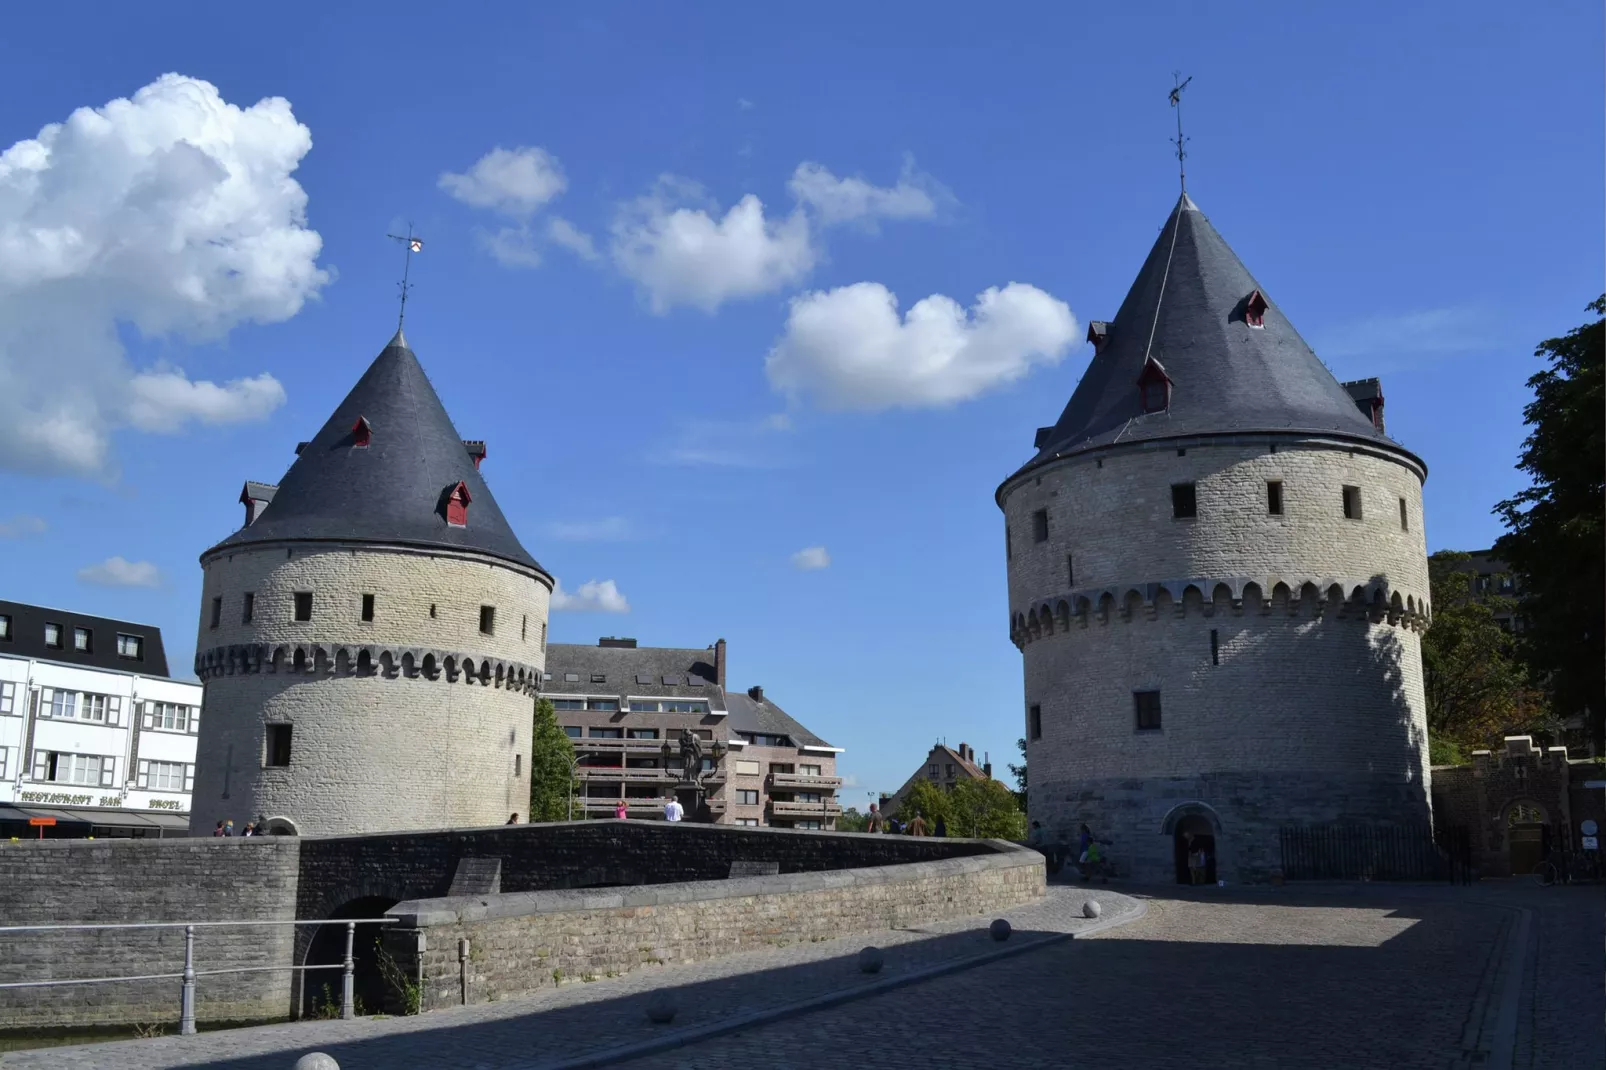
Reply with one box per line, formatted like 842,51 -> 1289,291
27,817 -> 55,827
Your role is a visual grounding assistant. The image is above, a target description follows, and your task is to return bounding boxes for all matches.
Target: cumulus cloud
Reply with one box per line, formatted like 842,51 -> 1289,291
78,556 -> 162,588
610,162 -> 948,314
0,514 -> 46,538
478,225 -> 544,269
791,546 -> 830,570
766,282 -> 1077,410
610,179 -> 815,314
546,517 -> 633,542
551,579 -> 630,613
787,160 -> 943,227
0,73 -> 326,477
439,146 -> 566,217
546,216 -> 599,261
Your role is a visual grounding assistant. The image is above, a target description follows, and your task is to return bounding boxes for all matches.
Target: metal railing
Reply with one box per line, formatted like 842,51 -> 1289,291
769,773 -> 844,790
770,800 -> 843,817
0,917 -> 397,1035
1279,824 -> 1473,884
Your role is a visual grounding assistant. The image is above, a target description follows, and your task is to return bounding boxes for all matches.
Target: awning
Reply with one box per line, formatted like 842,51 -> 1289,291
0,804 -> 190,832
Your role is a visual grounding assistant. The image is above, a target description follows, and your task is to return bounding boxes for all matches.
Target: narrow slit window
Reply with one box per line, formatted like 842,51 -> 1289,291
293,592 -> 313,621
1134,690 -> 1162,731
242,592 -> 255,624
479,605 -> 496,635
361,594 -> 375,622
1005,525 -> 1013,562
1067,553 -> 1075,586
1342,485 -> 1362,520
1399,497 -> 1409,532
1267,480 -> 1284,516
1028,704 -> 1042,741
210,598 -> 222,629
1210,629 -> 1219,666
1032,509 -> 1049,543
1171,482 -> 1197,519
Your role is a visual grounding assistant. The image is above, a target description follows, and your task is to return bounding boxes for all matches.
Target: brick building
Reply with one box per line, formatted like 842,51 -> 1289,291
544,638 -> 842,828
882,742 -> 992,819
998,192 -> 1433,884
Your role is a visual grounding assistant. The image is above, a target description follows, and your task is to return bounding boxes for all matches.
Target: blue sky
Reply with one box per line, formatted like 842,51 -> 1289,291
0,3 -> 1600,804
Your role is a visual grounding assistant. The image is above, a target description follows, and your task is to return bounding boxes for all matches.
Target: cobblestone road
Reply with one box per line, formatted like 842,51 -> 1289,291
5,880 -> 1598,1070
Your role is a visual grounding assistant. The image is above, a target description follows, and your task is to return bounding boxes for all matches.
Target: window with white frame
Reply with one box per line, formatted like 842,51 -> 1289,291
116,633 -> 144,660
143,702 -> 197,734
799,764 -> 822,776
0,746 -> 8,779
39,690 -> 121,725
0,681 -> 15,715
736,789 -> 760,805
137,760 -> 194,792
737,818 -> 760,826
796,820 -> 822,830
33,750 -> 115,787
43,688 -> 75,720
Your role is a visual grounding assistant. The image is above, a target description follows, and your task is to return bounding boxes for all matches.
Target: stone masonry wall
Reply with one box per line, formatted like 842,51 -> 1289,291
381,848 -> 1044,1012
192,541 -> 549,837
0,838 -> 301,1031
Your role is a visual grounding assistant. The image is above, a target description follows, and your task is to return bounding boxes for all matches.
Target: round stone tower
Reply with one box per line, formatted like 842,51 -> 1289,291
998,194 -> 1432,884
190,329 -> 552,837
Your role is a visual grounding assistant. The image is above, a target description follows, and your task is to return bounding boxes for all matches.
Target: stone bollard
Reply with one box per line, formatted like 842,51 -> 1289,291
857,946 -> 884,974
1082,899 -> 1102,919
988,919 -> 1011,942
294,1055 -> 340,1070
645,993 -> 677,1025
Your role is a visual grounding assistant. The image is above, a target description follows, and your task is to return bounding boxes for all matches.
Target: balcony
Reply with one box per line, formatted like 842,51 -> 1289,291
769,799 -> 843,818
577,797 -> 726,815
769,772 -> 843,791
570,737 -> 671,754
575,766 -> 674,782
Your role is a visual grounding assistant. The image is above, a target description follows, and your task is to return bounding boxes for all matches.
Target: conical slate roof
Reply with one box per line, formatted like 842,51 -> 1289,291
1007,194 -> 1419,487
206,330 -> 546,575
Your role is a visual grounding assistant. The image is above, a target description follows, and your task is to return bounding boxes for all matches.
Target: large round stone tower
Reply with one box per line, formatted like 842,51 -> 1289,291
998,194 -> 1432,884
190,329 -> 552,837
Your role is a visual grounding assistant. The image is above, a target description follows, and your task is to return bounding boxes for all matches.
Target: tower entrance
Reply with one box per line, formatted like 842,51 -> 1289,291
1173,814 -> 1217,886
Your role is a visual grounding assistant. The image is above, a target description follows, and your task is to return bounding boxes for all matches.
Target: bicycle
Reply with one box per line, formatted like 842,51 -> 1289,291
1535,848 -> 1602,886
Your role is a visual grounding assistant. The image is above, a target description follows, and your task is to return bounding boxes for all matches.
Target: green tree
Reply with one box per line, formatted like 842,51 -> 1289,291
947,777 -> 1028,840
1007,737 -> 1028,811
894,779 -> 950,830
1422,551 -> 1546,750
528,697 -> 578,822
1493,296 -> 1605,750
835,807 -> 868,833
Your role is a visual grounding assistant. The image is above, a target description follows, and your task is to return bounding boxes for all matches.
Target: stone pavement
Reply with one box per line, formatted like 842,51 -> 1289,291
5,879 -> 1599,1070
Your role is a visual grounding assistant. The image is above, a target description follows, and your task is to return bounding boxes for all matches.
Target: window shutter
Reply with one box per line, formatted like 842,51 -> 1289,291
140,702 -> 153,730
38,688 -> 52,716
183,764 -> 195,792
137,760 -> 150,789
189,708 -> 200,734
32,750 -> 46,780
107,697 -> 121,727
100,758 -> 115,787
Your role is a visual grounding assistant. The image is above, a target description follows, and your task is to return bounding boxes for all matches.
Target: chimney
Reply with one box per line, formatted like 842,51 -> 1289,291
983,751 -> 992,778
714,638 -> 727,687
959,742 -> 969,762
747,685 -> 764,702
597,637 -> 637,649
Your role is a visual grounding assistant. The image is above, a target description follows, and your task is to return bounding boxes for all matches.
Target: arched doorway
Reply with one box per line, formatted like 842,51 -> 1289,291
302,896 -> 398,1017
1505,801 -> 1549,878
1174,815 -> 1218,886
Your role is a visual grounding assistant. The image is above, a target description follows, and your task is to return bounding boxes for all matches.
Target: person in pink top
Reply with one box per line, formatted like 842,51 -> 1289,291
614,800 -> 629,820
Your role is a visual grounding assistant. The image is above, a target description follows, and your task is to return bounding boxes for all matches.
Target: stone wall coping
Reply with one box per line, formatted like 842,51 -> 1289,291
0,836 -> 299,854
388,840 -> 1040,928
301,818 -> 966,846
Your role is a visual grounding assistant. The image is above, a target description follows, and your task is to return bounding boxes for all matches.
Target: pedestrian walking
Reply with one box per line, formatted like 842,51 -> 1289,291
908,812 -> 928,837
1186,836 -> 1204,885
213,820 -> 226,837
241,822 -> 257,837
506,813 -> 519,825
933,815 -> 948,837
223,820 -> 234,837
614,799 -> 629,820
663,796 -> 684,822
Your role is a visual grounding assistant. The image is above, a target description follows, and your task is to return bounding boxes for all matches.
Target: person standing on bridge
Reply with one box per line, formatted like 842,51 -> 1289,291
664,796 -> 684,822
908,812 -> 928,836
615,799 -> 629,820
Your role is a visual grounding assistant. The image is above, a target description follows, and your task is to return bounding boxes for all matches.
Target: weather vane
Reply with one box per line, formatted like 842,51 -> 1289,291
1169,72 -> 1192,194
386,224 -> 424,332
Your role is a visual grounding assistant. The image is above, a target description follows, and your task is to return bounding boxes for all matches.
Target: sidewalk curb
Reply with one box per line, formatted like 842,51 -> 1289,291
1487,906 -> 1532,1070
538,897 -> 1149,1070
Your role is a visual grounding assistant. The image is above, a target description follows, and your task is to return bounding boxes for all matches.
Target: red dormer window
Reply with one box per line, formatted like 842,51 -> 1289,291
1244,290 -> 1268,329
351,416 -> 372,448
1137,356 -> 1172,414
444,481 -> 472,528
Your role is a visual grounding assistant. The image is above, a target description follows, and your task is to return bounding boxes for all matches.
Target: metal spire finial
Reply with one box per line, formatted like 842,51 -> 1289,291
386,225 -> 424,332
1169,72 -> 1192,195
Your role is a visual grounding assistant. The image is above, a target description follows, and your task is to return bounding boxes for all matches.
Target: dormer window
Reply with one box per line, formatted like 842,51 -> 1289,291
1137,356 -> 1172,414
351,416 -> 372,448
444,481 -> 472,527
463,440 -> 487,470
1086,321 -> 1110,353
1244,289 -> 1268,328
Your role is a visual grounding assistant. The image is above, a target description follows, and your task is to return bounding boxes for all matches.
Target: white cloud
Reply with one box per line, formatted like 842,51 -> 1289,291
0,514 -> 46,538
551,579 -> 630,613
125,369 -> 285,432
546,517 -> 633,542
439,147 -> 566,218
1314,306 -> 1498,368
78,555 -> 162,588
791,546 -> 830,570
787,160 -> 943,227
610,179 -> 815,314
766,282 -> 1077,410
478,225 -> 543,269
652,413 -> 794,468
0,73 -> 326,477
546,217 -> 599,262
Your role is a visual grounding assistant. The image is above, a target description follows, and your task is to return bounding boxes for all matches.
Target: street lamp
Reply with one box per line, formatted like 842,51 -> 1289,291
566,752 -> 582,822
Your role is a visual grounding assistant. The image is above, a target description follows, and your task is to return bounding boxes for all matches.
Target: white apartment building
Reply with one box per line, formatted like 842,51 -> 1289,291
0,601 -> 199,838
